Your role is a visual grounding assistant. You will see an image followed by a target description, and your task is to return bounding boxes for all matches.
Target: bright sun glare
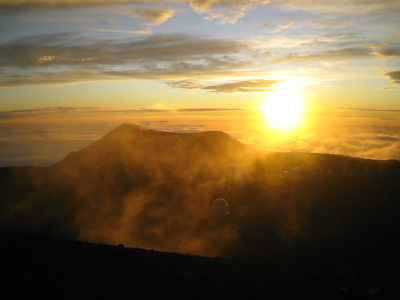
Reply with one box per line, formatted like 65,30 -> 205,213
261,86 -> 304,130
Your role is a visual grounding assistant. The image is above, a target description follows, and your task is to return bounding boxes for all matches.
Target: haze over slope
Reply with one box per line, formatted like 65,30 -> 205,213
1,124 -> 259,256
1,124 -> 400,261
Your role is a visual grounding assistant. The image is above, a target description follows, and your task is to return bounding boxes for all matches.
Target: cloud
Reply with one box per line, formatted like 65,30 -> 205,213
337,107 -> 400,112
233,124 -> 400,162
1,0 -> 398,27
0,0 -> 270,23
322,61 -> 347,67
167,79 -> 283,93
376,87 -> 400,91
189,0 -> 270,24
1,107 -> 250,167
273,0 -> 400,15
356,141 -> 400,161
266,1 -> 400,38
166,79 -> 206,90
2,108 -> 400,168
269,21 -> 294,33
0,111 -> 112,167
0,0 -> 112,15
81,27 -> 152,34
272,47 -> 372,64
0,106 -> 244,120
376,46 -> 400,57
385,71 -> 400,84
118,7 -> 175,26
1,32 -> 246,66
1,0 -> 398,89
0,33 -> 254,86
202,79 -> 282,93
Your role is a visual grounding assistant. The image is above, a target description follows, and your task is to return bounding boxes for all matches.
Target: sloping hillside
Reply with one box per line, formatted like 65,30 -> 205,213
3,230 -> 400,299
1,124 -> 400,262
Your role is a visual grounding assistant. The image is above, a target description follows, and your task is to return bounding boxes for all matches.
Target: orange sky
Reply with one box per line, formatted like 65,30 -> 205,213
1,0 -> 399,111
0,1 -> 399,165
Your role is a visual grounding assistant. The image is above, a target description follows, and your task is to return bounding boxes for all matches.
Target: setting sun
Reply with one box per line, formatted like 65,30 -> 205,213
261,87 -> 304,130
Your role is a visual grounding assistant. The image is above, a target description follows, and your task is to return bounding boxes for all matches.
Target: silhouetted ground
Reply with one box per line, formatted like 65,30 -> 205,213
1,230 -> 400,299
2,125 -> 400,298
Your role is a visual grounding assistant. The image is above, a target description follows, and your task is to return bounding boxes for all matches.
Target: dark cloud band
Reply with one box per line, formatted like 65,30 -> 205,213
385,71 -> 400,84
0,33 -> 251,86
167,79 -> 284,93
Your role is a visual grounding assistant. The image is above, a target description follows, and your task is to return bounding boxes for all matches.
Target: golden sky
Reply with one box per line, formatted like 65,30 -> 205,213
1,0 -> 399,111
0,1 -> 399,165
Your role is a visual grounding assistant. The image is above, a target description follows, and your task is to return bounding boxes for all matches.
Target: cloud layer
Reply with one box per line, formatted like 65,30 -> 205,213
0,0 -> 399,98
0,33 -> 253,86
1,30 -> 396,88
1,108 -> 399,167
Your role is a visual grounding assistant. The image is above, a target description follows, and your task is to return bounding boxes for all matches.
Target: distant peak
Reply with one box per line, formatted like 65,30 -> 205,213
111,124 -> 230,138
100,124 -> 246,150
105,124 -> 158,137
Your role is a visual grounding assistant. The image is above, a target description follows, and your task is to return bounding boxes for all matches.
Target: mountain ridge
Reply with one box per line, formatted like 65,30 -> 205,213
54,123 -> 254,168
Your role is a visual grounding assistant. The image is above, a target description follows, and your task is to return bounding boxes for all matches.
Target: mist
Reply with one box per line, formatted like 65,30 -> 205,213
1,124 -> 400,263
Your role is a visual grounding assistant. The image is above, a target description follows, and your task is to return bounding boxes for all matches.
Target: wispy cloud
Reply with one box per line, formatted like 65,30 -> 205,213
117,7 -> 175,26
275,0 -> 400,16
269,21 -> 294,33
272,47 -> 372,64
337,106 -> 400,112
168,79 -> 283,93
376,87 -> 400,91
0,106 -> 245,120
189,0 -> 270,24
81,27 -> 152,34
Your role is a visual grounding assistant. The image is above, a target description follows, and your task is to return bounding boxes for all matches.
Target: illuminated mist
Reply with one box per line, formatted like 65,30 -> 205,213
1,124 -> 400,262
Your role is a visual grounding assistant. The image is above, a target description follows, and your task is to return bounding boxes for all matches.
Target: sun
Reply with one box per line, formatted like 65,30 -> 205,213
261,86 -> 304,130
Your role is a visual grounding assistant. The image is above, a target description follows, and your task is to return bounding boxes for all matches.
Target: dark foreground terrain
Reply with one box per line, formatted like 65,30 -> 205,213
1,230 -> 400,300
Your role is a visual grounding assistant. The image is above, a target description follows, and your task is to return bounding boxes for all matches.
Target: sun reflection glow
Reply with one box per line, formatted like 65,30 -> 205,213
261,86 -> 304,130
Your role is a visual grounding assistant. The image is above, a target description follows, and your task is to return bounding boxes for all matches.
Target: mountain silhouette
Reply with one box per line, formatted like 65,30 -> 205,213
52,123 -> 257,190
1,124 -> 400,262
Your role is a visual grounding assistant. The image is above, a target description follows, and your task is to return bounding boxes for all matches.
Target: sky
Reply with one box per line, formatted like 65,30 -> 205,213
0,0 -> 400,166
